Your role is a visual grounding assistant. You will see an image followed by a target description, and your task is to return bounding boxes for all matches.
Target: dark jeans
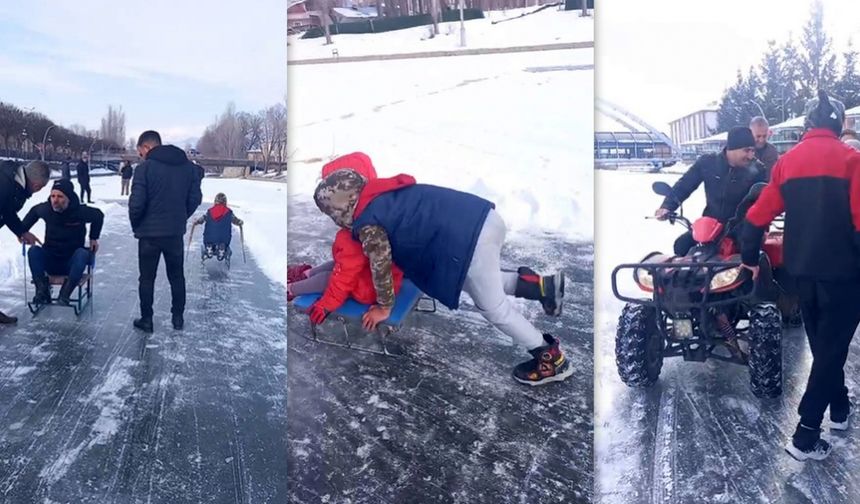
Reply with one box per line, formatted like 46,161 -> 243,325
138,236 -> 185,318
79,180 -> 92,202
28,246 -> 91,287
796,279 -> 860,428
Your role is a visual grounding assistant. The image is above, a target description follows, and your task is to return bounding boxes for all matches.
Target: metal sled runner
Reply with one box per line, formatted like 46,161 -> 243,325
27,259 -> 95,317
292,279 -> 437,357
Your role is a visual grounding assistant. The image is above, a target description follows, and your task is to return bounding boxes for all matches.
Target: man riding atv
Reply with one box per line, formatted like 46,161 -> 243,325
655,126 -> 768,257
613,173 -> 786,399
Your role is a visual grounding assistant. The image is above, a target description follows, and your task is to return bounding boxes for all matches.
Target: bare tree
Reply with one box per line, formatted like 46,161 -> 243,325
99,105 -> 126,146
259,104 -> 287,172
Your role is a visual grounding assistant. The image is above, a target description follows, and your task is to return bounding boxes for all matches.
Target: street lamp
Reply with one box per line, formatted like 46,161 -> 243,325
41,125 -> 56,161
21,129 -> 28,157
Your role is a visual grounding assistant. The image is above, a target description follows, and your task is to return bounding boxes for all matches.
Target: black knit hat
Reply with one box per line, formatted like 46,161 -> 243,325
51,178 -> 75,199
726,126 -> 756,150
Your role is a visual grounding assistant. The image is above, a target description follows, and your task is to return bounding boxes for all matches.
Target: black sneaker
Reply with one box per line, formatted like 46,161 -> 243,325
512,334 -> 574,386
172,314 -> 184,331
514,267 -> 565,317
133,317 -> 154,333
785,424 -> 831,461
831,400 -> 854,431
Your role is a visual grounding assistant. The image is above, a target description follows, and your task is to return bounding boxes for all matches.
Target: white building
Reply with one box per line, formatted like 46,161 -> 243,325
668,104 -> 719,146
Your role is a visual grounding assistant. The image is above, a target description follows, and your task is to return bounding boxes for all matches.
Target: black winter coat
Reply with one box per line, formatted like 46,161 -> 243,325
128,145 -> 203,238
661,151 -> 767,223
21,191 -> 103,259
76,160 -> 90,183
0,161 -> 33,236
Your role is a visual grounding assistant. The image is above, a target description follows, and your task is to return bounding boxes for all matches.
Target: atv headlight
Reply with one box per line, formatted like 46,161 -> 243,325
709,266 -> 742,290
634,268 -> 654,290
673,318 -> 693,339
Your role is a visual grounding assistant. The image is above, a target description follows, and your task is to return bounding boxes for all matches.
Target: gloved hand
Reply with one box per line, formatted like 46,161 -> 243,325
307,303 -> 329,325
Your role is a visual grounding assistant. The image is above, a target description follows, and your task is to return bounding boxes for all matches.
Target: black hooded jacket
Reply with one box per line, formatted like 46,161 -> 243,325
128,145 -> 203,238
660,151 -> 768,222
21,190 -> 103,259
76,159 -> 90,183
0,161 -> 33,236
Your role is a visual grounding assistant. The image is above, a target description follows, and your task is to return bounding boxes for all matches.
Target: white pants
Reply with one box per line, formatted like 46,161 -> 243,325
461,210 -> 545,350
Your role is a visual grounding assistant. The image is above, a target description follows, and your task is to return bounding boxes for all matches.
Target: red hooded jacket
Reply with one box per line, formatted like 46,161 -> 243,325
315,154 -> 407,311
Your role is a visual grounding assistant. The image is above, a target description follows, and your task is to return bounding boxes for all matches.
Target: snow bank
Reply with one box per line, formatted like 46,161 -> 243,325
289,47 -> 593,241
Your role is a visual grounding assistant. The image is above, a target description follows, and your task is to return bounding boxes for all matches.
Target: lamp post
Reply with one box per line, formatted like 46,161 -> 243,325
458,0 -> 465,47
21,129 -> 28,157
41,125 -> 56,161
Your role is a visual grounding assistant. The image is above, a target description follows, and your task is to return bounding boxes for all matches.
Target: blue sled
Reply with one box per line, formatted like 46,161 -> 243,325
292,279 -> 436,356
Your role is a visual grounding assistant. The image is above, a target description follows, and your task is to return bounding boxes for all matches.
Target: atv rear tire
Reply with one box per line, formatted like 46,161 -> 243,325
616,303 -> 663,387
748,303 -> 783,398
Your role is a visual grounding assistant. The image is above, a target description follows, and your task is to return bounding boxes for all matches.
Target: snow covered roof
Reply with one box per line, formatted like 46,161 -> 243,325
769,115 -> 805,130
846,105 -> 860,116
682,130 -> 727,146
288,0 -> 308,7
332,7 -> 375,18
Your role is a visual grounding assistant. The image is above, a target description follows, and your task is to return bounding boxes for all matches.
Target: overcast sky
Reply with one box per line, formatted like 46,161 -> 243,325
0,1 -> 286,145
597,0 -> 860,132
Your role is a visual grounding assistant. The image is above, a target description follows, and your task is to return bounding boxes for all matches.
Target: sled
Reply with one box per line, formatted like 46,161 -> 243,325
292,279 -> 437,357
201,243 -> 233,270
27,260 -> 96,317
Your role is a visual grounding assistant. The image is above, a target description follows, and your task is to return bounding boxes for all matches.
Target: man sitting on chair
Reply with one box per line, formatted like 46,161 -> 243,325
21,179 -> 103,305
192,193 -> 243,261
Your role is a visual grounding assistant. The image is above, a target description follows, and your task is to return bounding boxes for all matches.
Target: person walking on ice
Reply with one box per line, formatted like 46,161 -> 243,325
312,169 -> 570,386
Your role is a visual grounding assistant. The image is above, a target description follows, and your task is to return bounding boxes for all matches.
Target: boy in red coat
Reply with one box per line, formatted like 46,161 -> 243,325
288,152 -> 404,326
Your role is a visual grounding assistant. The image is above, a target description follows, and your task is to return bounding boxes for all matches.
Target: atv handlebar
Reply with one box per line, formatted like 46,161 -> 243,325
646,212 -> 692,230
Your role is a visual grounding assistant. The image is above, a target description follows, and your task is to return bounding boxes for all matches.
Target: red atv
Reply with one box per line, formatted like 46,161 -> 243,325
611,181 -> 789,398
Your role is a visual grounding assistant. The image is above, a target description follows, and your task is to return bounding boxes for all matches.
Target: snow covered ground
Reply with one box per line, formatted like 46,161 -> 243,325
0,174 -> 287,306
288,7 -> 592,60
288,10 -> 593,502
595,169 -> 860,504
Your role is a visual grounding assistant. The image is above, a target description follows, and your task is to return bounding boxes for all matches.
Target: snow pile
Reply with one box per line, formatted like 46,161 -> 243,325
289,7 -> 592,60
289,46 -> 593,241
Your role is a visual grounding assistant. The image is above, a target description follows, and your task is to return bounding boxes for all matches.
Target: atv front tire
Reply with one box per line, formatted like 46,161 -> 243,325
748,303 -> 783,398
616,303 -> 663,387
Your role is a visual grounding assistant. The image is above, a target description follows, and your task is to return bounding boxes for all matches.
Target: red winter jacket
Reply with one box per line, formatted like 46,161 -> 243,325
315,153 -> 406,311
315,228 -> 405,311
741,128 -> 860,279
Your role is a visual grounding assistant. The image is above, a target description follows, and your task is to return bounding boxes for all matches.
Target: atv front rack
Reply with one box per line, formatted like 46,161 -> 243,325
611,260 -> 755,310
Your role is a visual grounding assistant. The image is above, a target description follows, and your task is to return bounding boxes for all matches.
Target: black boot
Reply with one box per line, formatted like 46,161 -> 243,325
172,314 -> 184,330
56,279 -> 75,306
133,317 -> 154,333
0,310 -> 17,324
514,267 -> 565,316
32,275 -> 52,305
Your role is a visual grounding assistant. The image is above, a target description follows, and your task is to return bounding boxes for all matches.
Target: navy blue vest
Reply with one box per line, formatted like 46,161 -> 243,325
352,184 -> 494,309
203,210 -> 233,245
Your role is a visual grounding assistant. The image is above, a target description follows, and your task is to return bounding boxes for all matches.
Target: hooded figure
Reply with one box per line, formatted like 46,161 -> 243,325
741,90 -> 860,461
312,168 -> 570,386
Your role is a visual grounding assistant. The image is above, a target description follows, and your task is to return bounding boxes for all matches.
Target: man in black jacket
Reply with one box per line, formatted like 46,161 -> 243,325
654,126 -> 767,256
0,160 -> 51,323
61,157 -> 72,181
20,179 -> 103,305
129,130 -> 203,332
77,153 -> 92,203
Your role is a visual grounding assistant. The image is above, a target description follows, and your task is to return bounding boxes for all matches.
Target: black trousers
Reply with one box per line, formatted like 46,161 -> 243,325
138,236 -> 185,318
796,279 -> 860,428
79,180 -> 92,202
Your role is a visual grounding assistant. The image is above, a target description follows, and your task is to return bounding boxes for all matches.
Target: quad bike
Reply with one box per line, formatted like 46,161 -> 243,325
611,181 -> 789,398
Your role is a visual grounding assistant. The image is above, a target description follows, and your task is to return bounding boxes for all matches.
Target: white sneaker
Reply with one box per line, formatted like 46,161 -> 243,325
831,401 -> 854,431
785,437 -> 832,461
